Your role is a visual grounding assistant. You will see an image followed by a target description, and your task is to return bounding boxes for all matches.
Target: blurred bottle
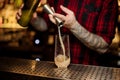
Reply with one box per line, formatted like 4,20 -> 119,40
18,0 -> 40,27
14,0 -> 23,9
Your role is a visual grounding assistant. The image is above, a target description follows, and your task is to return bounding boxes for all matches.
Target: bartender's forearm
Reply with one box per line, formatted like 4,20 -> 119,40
70,21 -> 109,53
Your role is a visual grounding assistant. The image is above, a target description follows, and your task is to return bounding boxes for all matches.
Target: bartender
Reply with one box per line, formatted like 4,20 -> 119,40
16,0 -> 118,66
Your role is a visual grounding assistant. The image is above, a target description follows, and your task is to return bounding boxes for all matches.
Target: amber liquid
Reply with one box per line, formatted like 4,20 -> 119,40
55,26 -> 70,68
55,54 -> 70,68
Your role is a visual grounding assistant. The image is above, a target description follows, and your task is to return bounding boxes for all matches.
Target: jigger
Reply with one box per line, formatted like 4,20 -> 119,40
42,4 -> 63,27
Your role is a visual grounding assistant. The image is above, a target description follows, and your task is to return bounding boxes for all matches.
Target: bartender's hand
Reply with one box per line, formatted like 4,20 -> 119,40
49,5 -> 77,29
16,0 -> 48,31
16,0 -> 47,21
16,4 -> 37,21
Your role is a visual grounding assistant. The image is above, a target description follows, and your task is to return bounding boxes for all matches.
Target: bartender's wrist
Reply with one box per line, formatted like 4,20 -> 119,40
69,21 -> 80,30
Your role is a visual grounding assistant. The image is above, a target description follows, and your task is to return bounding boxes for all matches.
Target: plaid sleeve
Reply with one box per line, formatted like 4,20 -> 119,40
96,0 -> 118,44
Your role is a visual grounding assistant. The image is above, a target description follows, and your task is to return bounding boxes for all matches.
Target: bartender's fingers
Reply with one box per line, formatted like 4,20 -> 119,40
36,7 -> 43,12
60,5 -> 74,15
16,9 -> 22,20
37,0 -> 47,12
48,14 -> 56,24
16,14 -> 20,20
20,4 -> 24,9
32,12 -> 38,18
40,0 -> 47,5
16,4 -> 24,20
52,13 -> 66,22
51,7 -> 55,13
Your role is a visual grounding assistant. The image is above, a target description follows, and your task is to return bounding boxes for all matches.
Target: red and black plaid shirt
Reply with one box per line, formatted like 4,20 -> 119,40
43,0 -> 118,65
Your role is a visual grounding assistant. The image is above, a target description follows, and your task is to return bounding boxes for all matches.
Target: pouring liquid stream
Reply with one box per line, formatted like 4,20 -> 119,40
55,24 -> 70,68
58,25 -> 65,62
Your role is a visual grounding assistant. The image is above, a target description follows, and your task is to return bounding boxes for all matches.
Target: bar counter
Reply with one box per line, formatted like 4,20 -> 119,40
0,57 -> 119,80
